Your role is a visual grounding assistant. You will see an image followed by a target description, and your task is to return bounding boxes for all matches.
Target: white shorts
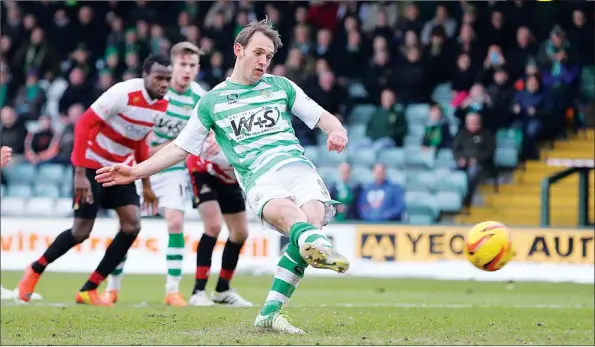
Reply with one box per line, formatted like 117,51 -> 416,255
246,162 -> 337,231
146,170 -> 191,212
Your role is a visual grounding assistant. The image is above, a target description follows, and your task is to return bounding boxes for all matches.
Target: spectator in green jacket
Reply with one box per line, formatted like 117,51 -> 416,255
363,88 -> 408,151
328,163 -> 361,221
422,102 -> 452,150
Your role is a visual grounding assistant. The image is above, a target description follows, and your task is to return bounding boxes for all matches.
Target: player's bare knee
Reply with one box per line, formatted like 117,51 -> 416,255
167,217 -> 184,234
120,219 -> 141,236
263,198 -> 307,234
224,212 -> 249,243
301,200 -> 325,228
71,219 -> 94,243
229,228 -> 248,243
204,221 -> 223,238
229,225 -> 249,243
165,210 -> 184,234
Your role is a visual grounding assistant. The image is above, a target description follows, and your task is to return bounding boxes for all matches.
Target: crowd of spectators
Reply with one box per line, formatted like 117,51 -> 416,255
1,0 -> 593,221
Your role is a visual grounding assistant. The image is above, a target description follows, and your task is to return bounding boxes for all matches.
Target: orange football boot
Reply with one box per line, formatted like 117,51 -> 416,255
75,289 -> 113,306
16,264 -> 41,303
164,292 -> 188,307
101,289 -> 119,304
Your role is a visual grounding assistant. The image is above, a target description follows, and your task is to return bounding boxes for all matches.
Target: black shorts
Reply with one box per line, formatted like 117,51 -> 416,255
190,171 -> 245,214
73,167 -> 139,219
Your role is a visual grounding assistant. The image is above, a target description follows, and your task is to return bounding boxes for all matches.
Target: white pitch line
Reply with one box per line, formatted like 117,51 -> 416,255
1,301 -> 592,310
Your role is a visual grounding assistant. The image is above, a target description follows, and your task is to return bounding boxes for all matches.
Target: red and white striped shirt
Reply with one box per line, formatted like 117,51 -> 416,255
71,79 -> 168,169
186,152 -> 237,185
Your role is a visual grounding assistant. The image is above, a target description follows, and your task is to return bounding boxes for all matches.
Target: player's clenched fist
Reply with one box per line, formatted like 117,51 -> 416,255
95,164 -> 138,187
1,146 -> 12,168
327,131 -> 348,153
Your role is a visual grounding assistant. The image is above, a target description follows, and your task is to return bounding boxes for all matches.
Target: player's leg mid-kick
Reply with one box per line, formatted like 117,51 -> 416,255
102,42 -> 207,307
187,153 -> 252,307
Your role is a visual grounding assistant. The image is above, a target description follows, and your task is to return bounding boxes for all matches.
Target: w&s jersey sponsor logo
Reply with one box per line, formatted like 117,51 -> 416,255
229,107 -> 281,141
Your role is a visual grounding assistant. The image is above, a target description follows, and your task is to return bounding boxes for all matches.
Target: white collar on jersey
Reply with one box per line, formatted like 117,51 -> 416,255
140,82 -> 161,105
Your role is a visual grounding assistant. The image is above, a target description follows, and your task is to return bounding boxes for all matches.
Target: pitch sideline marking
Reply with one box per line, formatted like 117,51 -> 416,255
1,301 -> 592,309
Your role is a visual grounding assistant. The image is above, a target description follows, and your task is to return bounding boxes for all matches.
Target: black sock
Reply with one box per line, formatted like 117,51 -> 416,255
31,229 -> 77,274
80,231 -> 138,291
216,239 -> 244,293
193,234 -> 217,294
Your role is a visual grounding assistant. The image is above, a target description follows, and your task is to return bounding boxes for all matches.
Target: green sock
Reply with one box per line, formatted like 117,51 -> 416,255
289,222 -> 333,249
165,233 -> 185,293
106,255 -> 127,291
260,244 -> 308,316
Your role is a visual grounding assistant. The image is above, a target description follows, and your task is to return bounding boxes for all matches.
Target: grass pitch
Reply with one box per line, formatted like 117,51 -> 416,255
1,271 -> 593,345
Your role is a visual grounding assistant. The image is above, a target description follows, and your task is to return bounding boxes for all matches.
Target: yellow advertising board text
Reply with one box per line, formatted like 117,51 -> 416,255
355,225 -> 594,264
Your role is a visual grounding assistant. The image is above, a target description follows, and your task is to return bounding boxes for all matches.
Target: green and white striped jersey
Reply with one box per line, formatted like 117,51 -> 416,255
153,81 -> 207,172
174,74 -> 326,191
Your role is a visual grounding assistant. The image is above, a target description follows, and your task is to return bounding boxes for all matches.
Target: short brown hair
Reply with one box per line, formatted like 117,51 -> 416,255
170,41 -> 201,61
234,18 -> 283,52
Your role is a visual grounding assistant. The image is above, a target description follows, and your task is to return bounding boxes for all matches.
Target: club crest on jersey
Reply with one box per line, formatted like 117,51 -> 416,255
261,89 -> 272,98
226,94 -> 239,104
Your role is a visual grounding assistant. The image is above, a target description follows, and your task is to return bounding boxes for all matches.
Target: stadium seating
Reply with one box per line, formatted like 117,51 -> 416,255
496,128 -> 523,150
405,104 -> 430,124
494,147 -> 519,168
347,82 -> 368,99
318,147 -> 348,166
580,65 -> 595,101
386,168 -> 406,186
404,147 -> 435,169
349,165 -> 374,185
377,148 -> 405,169
431,83 -> 452,106
403,134 -> 422,147
60,182 -> 72,198
33,183 -> 61,199
7,184 -> 33,198
303,146 -> 319,165
347,124 -> 367,141
434,169 -> 468,196
348,147 -> 377,167
435,149 -> 456,169
406,170 -> 437,192
348,104 -> 376,125
404,191 -> 440,224
318,166 -> 340,186
435,191 -> 464,213
3,163 -> 37,185
38,164 -> 67,184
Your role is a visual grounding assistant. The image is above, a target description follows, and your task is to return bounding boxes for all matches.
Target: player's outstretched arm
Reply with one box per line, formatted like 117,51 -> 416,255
95,143 -> 190,186
316,112 -> 348,153
96,108 -> 211,186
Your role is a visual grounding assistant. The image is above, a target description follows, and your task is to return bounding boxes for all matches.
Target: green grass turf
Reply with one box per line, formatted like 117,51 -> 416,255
1,271 -> 593,345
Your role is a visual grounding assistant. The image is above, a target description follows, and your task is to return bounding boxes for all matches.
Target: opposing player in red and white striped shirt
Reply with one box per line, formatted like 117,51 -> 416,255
17,54 -> 172,306
185,131 -> 252,307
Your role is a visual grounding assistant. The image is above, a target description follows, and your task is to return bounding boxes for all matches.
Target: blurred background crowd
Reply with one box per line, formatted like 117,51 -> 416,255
1,0 -> 593,225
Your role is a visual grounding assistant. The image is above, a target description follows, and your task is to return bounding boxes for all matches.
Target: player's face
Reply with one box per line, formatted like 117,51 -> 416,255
173,53 -> 199,88
237,32 -> 275,83
146,63 -> 172,99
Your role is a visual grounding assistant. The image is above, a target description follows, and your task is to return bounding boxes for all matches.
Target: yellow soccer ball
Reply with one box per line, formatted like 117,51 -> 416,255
464,221 -> 514,272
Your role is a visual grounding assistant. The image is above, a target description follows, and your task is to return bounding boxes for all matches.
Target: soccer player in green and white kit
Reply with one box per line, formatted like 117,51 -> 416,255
95,19 -> 350,333
102,42 -> 207,306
